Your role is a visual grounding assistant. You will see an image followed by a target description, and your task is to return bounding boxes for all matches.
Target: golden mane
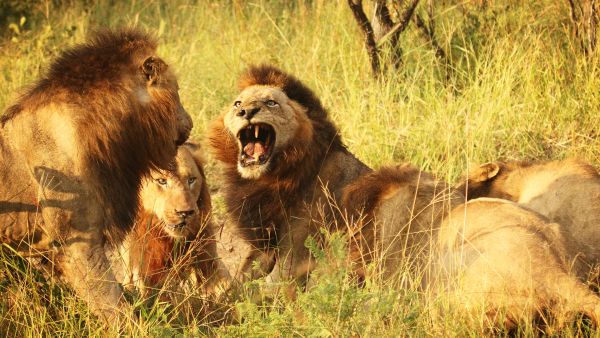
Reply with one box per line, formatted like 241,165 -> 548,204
3,28 -> 182,238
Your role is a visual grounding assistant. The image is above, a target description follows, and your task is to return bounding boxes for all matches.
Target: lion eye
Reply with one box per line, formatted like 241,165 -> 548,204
155,178 -> 167,186
188,177 -> 196,185
265,100 -> 278,107
233,101 -> 241,108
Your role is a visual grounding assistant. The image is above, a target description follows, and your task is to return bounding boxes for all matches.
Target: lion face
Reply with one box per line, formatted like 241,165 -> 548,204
139,145 -> 204,238
223,85 -> 309,179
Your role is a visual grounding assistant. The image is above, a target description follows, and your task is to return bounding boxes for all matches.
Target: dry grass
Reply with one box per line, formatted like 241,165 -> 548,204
1,0 -> 600,336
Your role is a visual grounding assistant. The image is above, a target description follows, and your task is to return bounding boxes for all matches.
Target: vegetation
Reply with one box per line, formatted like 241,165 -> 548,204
0,0 -> 599,336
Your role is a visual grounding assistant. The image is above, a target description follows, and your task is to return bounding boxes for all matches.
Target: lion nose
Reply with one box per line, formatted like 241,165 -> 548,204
175,209 -> 195,219
236,107 -> 260,120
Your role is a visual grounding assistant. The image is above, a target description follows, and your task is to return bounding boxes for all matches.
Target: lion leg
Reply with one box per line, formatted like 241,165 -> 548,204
548,270 -> 600,326
56,231 -> 129,323
264,220 -> 314,299
236,249 -> 275,283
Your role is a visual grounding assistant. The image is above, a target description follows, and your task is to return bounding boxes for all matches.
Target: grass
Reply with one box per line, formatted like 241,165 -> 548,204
1,0 -> 600,336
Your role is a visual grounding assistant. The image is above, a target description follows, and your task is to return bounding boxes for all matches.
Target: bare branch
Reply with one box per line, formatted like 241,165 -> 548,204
568,0 -> 582,40
589,0 -> 597,53
414,13 -> 447,62
373,0 -> 403,69
376,0 -> 420,47
348,0 -> 380,76
373,0 -> 394,41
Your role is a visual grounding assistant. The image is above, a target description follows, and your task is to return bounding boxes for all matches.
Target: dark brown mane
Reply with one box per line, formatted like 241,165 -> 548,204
237,64 -> 328,120
342,165 -> 426,220
209,64 -> 349,249
3,28 -> 180,239
342,165 -> 460,279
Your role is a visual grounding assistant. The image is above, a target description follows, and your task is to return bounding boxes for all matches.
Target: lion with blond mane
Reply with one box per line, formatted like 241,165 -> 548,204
0,29 -> 192,320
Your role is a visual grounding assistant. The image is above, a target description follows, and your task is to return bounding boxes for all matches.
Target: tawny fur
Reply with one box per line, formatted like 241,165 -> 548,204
0,28 -> 192,320
343,165 -> 600,329
110,143 -> 230,300
208,64 -> 370,287
456,159 -> 600,272
438,198 -> 600,329
342,164 -> 460,282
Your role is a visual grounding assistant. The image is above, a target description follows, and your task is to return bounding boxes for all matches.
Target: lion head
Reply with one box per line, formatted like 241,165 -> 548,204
456,159 -> 600,202
139,142 -> 211,239
455,161 -> 517,200
209,64 -> 342,181
1,29 -> 194,237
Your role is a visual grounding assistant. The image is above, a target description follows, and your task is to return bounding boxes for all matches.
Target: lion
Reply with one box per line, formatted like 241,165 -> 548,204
343,165 -> 600,329
110,142 -> 230,301
456,159 -> 600,271
342,164 -> 460,284
438,198 -> 600,330
208,64 -> 371,290
0,29 -> 192,321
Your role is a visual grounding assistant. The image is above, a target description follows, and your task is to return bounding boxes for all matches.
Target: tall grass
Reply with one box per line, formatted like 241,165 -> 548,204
1,0 -> 599,336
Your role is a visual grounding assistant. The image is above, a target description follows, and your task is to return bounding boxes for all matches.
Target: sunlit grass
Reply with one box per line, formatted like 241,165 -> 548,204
1,0 -> 599,336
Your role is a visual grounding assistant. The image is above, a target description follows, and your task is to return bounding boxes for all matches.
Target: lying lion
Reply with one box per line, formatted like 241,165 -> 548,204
0,29 -> 192,320
457,159 -> 600,271
342,164 -> 460,284
438,198 -> 600,329
343,165 -> 600,329
208,65 -> 371,289
110,142 -> 230,304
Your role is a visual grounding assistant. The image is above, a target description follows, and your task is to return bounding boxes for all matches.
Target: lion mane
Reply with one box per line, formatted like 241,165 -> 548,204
209,64 -> 356,249
0,28 -> 192,319
2,29 -> 189,238
208,64 -> 370,285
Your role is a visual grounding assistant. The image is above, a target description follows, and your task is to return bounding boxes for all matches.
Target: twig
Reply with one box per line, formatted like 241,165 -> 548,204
414,13 -> 447,62
373,0 -> 394,41
589,0 -> 597,53
568,0 -> 581,39
373,0 -> 403,69
348,0 -> 380,76
376,0 -> 420,48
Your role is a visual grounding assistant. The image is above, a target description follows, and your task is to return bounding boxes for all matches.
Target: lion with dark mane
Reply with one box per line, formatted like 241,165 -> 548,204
208,64 -> 370,288
0,28 -> 192,320
343,165 -> 600,330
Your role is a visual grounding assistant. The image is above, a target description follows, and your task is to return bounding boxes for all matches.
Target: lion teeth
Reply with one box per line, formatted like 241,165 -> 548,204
255,125 -> 259,138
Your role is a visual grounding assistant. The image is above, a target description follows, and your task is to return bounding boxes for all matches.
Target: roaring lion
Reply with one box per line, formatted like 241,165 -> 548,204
456,159 -> 600,270
208,64 -> 370,288
343,165 -> 600,329
110,142 -> 230,300
0,29 -> 192,320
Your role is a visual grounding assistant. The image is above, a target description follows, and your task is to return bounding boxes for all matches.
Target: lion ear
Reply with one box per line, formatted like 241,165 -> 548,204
141,56 -> 167,85
472,162 -> 501,182
183,140 -> 207,168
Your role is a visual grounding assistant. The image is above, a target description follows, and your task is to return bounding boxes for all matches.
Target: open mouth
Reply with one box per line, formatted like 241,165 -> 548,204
237,123 -> 276,167
167,221 -> 186,229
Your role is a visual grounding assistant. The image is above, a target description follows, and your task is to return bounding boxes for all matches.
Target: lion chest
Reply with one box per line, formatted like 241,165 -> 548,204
130,228 -> 176,287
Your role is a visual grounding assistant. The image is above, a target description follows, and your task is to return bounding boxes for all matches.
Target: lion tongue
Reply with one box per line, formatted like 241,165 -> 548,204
243,142 -> 266,160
